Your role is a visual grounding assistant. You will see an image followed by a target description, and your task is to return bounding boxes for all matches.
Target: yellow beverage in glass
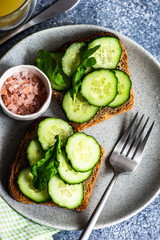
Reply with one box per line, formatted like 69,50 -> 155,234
0,0 -> 32,30
0,0 -> 26,17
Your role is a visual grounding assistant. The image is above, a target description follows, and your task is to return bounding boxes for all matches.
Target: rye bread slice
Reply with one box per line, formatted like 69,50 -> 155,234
9,117 -> 105,211
52,31 -> 134,132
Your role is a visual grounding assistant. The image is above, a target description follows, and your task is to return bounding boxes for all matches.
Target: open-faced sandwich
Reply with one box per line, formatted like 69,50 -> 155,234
36,31 -> 134,131
9,117 -> 105,211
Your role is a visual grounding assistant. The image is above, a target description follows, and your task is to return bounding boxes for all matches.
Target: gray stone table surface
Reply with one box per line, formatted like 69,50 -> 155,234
0,0 -> 160,239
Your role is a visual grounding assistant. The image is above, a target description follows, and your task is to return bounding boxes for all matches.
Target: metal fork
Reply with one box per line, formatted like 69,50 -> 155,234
79,112 -> 155,240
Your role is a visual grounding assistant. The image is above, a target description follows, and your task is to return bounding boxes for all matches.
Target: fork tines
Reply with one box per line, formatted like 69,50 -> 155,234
114,112 -> 155,161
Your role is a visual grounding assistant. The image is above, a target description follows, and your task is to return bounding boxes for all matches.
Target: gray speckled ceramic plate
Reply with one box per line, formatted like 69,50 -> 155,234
0,25 -> 160,230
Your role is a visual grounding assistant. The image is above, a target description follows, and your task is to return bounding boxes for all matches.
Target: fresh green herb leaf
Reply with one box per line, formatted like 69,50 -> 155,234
52,65 -> 68,88
72,66 -> 86,100
36,50 -> 69,89
83,57 -> 97,68
71,45 -> 100,99
31,135 -> 62,191
81,45 -> 100,64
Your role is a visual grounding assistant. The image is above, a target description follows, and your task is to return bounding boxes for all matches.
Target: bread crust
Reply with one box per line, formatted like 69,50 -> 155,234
52,31 -> 134,132
9,117 -> 105,211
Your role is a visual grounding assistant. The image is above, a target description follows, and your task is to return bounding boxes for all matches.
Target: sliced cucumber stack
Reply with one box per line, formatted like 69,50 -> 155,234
62,42 -> 87,77
48,175 -> 84,209
57,150 -> 92,184
108,70 -> 132,108
66,132 -> 101,172
37,118 -> 74,150
88,36 -> 122,69
81,69 -> 118,107
36,35 -> 132,118
27,139 -> 45,167
17,168 -> 50,203
17,118 -> 103,209
62,90 -> 99,123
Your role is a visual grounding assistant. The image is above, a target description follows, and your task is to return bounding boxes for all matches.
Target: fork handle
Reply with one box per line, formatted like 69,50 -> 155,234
79,174 -> 118,240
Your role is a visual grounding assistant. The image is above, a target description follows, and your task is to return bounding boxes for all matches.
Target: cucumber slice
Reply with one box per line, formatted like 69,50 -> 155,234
57,150 -> 92,184
108,70 -> 132,108
81,69 -> 118,107
65,132 -> 101,172
88,36 -> 122,69
51,52 -> 71,91
17,168 -> 50,203
48,174 -> 83,209
62,42 -> 87,77
62,90 -> 99,123
27,139 -> 45,167
37,118 -> 74,150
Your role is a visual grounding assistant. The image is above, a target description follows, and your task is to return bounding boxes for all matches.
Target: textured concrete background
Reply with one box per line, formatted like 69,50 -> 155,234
0,0 -> 160,239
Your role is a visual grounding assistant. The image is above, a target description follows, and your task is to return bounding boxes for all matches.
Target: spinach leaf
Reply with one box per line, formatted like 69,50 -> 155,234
31,135 -> 62,191
36,50 -> 69,88
72,45 -> 100,100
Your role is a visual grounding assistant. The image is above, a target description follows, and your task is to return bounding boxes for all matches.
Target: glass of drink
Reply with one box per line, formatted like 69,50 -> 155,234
0,0 -> 37,31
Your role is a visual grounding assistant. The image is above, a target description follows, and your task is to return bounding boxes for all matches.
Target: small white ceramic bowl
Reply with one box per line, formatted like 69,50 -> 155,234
0,65 -> 52,121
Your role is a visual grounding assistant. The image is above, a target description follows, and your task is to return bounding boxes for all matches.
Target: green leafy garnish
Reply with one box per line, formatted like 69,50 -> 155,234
31,135 -> 62,191
72,45 -> 100,100
36,50 -> 69,89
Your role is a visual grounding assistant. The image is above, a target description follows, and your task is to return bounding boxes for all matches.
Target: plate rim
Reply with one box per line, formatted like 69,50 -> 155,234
1,24 -> 160,67
0,24 -> 160,230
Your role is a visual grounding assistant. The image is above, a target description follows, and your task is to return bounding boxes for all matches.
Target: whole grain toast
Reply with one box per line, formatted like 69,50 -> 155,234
52,31 -> 134,132
9,117 -> 105,211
